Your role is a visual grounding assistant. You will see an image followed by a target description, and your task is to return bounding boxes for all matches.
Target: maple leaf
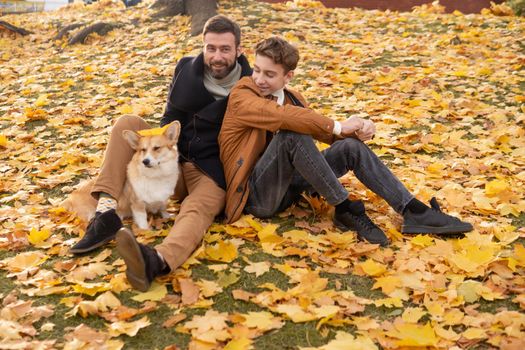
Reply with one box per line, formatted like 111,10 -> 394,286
163,313 -> 186,328
27,227 -> 52,246
72,282 -> 111,297
243,260 -> 271,277
216,270 -> 240,288
275,304 -> 316,323
224,338 -> 252,350
63,324 -> 116,349
0,134 -> 7,148
410,234 -> 434,247
401,307 -> 426,323
300,331 -> 378,350
2,251 -> 48,273
179,278 -> 200,305
355,259 -> 387,277
387,322 -> 439,347
205,240 -> 238,263
196,279 -> 223,298
184,309 -> 231,344
106,316 -> 151,337
131,281 -> 167,302
67,262 -> 113,283
241,311 -> 284,331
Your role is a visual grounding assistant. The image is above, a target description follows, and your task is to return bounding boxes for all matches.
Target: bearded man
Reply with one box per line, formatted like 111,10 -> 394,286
70,15 -> 252,292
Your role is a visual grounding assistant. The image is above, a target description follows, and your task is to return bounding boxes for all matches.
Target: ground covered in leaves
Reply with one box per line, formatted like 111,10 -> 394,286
1,0 -> 525,349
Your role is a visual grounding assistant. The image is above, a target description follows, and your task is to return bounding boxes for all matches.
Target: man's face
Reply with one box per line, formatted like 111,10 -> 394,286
203,32 -> 240,79
252,54 -> 293,96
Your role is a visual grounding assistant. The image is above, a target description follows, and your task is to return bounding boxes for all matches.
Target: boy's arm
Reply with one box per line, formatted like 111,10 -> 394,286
229,84 -> 335,138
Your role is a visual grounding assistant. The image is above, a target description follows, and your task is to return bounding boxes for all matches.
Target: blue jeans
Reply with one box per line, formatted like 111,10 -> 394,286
245,131 -> 413,218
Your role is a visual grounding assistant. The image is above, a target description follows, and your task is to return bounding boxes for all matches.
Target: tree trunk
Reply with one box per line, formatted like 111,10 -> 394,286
150,0 -> 217,36
0,21 -> 33,36
150,0 -> 185,18
186,0 -> 217,36
55,23 -> 85,41
68,22 -> 120,45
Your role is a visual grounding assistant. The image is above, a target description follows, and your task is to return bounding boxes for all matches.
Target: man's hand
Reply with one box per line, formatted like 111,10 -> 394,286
340,116 -> 364,137
355,119 -> 375,141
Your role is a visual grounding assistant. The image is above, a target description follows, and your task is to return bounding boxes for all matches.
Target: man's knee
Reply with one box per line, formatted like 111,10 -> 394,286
113,114 -> 149,134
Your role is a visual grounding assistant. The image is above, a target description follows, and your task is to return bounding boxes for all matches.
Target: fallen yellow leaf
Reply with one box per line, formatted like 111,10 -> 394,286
131,281 -> 167,302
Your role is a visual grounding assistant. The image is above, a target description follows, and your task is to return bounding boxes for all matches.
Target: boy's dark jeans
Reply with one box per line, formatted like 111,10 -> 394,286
245,131 -> 414,218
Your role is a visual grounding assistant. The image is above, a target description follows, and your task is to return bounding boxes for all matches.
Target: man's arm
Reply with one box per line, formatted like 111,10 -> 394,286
159,58 -> 191,127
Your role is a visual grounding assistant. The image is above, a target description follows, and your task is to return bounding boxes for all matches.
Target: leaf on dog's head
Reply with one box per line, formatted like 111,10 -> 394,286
137,125 -> 170,137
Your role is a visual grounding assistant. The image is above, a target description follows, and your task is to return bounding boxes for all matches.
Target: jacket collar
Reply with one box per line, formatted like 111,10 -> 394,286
236,77 -> 304,107
173,53 -> 252,112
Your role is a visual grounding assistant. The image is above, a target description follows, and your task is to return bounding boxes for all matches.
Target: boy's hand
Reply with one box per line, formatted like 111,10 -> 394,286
340,116 -> 364,137
355,119 -> 375,141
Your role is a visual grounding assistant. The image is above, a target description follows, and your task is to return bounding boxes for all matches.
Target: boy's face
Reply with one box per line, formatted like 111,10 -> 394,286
252,54 -> 293,96
203,32 -> 241,79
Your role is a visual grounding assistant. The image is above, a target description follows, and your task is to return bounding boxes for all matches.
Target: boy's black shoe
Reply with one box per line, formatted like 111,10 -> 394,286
333,202 -> 389,247
70,209 -> 122,254
402,197 -> 473,235
116,228 -> 170,292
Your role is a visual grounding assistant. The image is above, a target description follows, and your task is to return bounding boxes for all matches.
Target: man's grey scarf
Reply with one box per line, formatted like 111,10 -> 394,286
203,62 -> 242,100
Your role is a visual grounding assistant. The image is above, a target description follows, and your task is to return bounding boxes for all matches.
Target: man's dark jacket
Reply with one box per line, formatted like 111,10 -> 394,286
160,53 -> 252,190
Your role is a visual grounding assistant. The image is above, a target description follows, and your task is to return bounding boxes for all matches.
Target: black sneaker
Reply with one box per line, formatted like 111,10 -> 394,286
333,203 -> 389,247
116,227 -> 170,292
70,209 -> 122,254
402,197 -> 473,235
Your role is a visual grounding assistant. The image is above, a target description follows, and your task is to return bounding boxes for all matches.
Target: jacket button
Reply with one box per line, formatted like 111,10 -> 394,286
236,186 -> 243,193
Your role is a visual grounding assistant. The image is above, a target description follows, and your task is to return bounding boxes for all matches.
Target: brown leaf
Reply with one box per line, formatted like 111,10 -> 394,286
163,313 -> 186,328
179,278 -> 200,306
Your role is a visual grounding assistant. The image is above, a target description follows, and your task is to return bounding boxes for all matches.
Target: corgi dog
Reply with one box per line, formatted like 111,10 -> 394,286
61,121 -> 180,230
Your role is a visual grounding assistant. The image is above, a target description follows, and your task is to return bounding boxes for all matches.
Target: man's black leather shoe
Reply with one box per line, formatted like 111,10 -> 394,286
402,197 -> 473,235
70,209 -> 122,254
116,228 -> 170,292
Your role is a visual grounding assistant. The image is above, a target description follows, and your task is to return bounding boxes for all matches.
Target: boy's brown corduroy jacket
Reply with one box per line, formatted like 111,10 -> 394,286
219,76 -> 338,223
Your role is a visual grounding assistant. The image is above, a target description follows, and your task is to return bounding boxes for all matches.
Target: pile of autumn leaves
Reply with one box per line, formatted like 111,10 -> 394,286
1,0 -> 525,349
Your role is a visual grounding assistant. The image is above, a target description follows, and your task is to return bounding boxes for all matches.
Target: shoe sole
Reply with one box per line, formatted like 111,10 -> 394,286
333,218 -> 389,247
401,223 -> 473,235
69,234 -> 116,254
116,228 -> 150,292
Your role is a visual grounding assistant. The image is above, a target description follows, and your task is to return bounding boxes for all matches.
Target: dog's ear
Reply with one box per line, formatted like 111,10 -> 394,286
165,121 -> 181,142
122,130 -> 141,150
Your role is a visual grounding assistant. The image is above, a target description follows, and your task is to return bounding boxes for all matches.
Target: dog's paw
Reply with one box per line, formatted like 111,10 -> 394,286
134,215 -> 150,230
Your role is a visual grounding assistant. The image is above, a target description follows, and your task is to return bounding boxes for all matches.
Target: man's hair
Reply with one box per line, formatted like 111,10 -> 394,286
203,15 -> 241,47
255,36 -> 299,73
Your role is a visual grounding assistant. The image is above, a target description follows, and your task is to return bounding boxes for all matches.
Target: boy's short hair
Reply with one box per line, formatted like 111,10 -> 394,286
255,36 -> 299,73
203,15 -> 241,47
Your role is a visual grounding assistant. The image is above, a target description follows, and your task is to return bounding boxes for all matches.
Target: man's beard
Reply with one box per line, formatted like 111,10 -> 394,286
206,60 -> 237,79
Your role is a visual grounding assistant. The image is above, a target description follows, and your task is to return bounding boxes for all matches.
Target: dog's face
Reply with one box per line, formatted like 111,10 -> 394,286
122,121 -> 181,169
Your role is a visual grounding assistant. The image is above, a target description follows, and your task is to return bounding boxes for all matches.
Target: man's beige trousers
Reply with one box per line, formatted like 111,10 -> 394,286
92,115 -> 225,270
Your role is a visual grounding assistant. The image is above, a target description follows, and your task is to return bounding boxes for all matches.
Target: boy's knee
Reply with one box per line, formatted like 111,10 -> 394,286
341,137 -> 368,152
246,205 -> 275,219
277,130 -> 312,146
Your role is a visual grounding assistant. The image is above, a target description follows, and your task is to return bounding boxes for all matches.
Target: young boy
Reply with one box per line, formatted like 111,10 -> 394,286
219,36 -> 472,246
